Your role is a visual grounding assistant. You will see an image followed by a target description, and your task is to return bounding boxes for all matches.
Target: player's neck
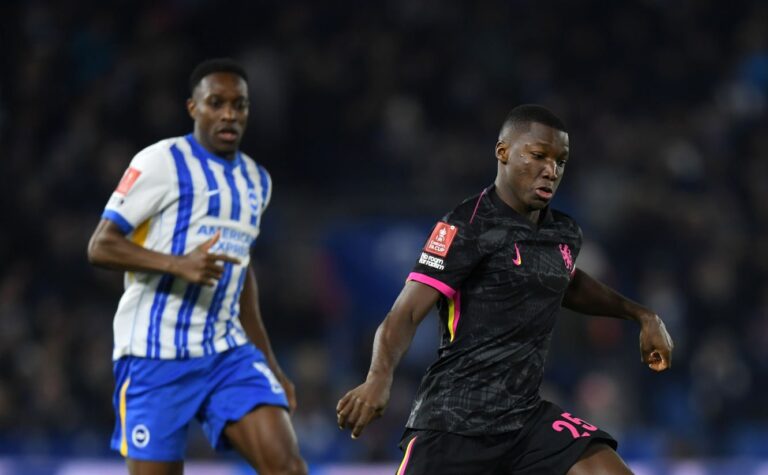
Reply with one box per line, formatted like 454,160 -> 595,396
193,132 -> 237,161
492,184 -> 540,224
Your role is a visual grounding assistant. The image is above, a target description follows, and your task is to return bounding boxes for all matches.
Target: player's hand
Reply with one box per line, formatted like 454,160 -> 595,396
171,231 -> 240,285
639,313 -> 674,371
276,370 -> 297,414
336,376 -> 391,439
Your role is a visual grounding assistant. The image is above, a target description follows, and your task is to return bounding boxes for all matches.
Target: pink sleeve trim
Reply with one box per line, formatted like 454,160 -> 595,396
407,272 -> 457,299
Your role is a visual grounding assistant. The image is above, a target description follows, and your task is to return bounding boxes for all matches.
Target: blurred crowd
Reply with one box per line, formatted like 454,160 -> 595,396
1,0 -> 767,464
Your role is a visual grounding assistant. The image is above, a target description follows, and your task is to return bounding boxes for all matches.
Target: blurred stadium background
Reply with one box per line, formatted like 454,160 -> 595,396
1,0 -> 767,473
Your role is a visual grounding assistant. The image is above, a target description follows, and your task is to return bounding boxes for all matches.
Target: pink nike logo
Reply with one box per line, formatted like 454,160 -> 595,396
512,243 -> 522,266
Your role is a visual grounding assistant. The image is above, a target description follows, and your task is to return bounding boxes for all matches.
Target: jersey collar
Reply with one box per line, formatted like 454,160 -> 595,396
185,134 -> 241,168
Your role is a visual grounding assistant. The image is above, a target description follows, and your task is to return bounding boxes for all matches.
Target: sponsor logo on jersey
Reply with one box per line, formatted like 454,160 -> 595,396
424,222 -> 458,257
132,424 -> 150,448
419,252 -> 445,270
196,225 -> 255,258
116,167 -> 141,195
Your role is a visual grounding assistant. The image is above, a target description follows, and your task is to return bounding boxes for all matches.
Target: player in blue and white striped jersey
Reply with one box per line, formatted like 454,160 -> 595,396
88,58 -> 307,475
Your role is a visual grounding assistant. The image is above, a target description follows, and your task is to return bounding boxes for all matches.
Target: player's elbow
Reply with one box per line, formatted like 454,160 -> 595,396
87,235 -> 104,266
87,231 -> 113,267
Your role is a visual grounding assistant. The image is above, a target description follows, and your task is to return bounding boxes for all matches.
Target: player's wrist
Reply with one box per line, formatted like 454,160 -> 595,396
165,255 -> 181,276
365,370 -> 393,385
636,311 -> 660,327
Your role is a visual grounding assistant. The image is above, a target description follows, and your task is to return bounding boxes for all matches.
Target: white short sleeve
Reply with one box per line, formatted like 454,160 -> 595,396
102,144 -> 176,234
257,164 -> 272,212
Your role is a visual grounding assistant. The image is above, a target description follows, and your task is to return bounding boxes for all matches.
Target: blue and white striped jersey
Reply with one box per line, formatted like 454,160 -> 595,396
102,134 -> 272,360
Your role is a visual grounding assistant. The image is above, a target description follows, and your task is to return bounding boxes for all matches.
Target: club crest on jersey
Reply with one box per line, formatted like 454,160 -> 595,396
116,167 -> 141,195
559,244 -> 574,272
424,222 -> 458,257
248,189 -> 259,214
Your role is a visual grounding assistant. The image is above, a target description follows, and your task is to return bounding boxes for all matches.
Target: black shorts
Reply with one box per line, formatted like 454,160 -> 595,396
396,401 -> 618,475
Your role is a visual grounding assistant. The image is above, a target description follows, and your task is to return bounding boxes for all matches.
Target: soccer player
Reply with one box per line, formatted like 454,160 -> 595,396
88,58 -> 307,475
336,105 -> 674,474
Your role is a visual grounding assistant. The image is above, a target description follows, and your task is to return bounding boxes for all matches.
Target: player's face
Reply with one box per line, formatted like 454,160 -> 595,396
187,72 -> 249,157
495,122 -> 569,213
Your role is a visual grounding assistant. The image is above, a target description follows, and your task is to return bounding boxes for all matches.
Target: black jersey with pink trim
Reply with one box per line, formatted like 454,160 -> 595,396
405,185 -> 582,435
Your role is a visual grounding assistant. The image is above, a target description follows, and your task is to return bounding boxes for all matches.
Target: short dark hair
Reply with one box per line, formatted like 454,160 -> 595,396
189,58 -> 248,94
500,104 -> 567,136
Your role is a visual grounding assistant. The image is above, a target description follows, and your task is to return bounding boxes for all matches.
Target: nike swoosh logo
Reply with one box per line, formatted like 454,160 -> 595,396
512,243 -> 522,266
205,189 -> 220,197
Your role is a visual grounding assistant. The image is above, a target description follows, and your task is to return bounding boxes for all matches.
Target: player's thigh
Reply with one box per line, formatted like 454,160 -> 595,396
567,442 -> 633,475
506,401 -> 619,474
223,405 -> 306,475
199,344 -> 291,452
126,459 -> 183,475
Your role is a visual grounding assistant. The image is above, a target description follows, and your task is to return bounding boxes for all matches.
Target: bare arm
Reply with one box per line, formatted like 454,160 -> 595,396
237,266 -> 296,411
563,268 -> 674,371
336,281 -> 441,439
87,219 -> 239,285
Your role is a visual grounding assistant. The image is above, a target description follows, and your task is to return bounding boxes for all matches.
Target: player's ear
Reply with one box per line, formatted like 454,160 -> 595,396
186,97 -> 196,119
495,141 -> 508,164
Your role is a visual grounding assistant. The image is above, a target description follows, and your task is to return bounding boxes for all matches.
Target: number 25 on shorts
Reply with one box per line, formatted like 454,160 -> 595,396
551,412 -> 598,439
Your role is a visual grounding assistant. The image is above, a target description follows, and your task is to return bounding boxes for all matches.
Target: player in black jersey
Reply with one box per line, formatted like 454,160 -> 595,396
337,105 -> 673,474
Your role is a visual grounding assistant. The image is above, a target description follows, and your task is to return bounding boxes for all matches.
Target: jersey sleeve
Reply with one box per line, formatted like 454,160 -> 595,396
407,218 -> 482,299
256,164 -> 272,211
571,223 -> 583,277
102,147 -> 175,234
